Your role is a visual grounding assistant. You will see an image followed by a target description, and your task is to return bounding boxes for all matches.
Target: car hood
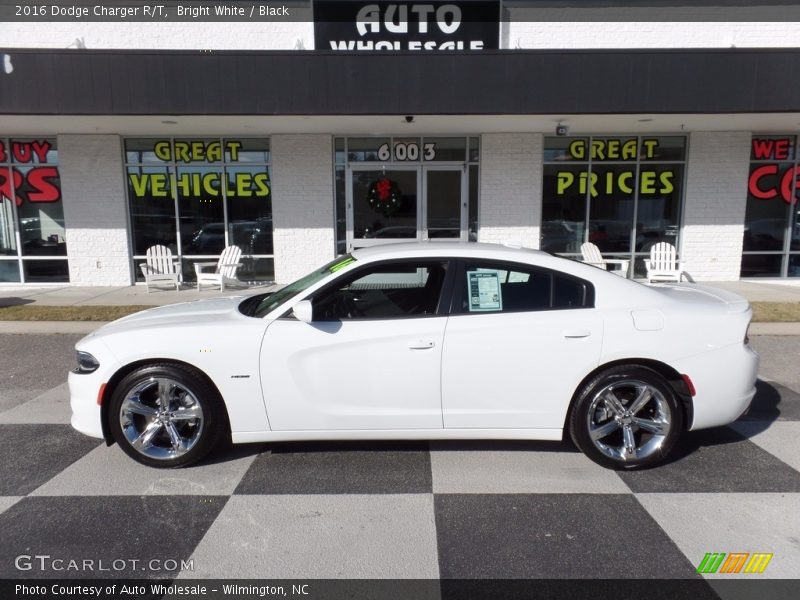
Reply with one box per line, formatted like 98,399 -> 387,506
649,283 -> 750,313
93,296 -> 248,335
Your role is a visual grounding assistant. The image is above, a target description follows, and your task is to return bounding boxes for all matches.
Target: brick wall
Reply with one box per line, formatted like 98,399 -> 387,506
3,20 -> 796,51
59,134 -> 133,286
271,135 -> 335,283
506,20 -> 800,49
478,133 -> 543,249
0,22 -> 312,50
681,131 -> 751,281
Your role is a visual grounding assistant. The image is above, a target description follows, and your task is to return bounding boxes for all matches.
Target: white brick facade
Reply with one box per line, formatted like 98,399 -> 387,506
478,133 -> 543,249
3,16 -> 797,51
0,22 -> 313,50
681,132 -> 752,281
270,134 -> 335,283
506,21 -> 800,50
59,135 -> 133,285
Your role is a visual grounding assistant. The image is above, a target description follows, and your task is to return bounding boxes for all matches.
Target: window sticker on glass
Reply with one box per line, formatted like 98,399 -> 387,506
467,271 -> 503,312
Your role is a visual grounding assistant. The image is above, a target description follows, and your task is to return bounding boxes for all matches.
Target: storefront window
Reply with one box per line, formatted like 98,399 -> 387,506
541,136 -> 686,277
742,135 -> 800,277
125,138 -> 274,282
0,138 -> 68,283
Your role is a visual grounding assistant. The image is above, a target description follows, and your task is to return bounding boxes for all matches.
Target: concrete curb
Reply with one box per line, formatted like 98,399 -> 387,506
1,320 -> 799,336
748,322 -> 800,336
0,321 -> 107,334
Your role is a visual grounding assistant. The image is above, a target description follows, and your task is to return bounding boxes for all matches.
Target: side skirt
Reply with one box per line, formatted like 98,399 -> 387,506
232,428 -> 564,444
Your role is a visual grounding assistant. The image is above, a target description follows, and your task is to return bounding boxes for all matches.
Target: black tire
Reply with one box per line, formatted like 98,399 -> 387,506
108,363 -> 227,468
569,365 -> 683,470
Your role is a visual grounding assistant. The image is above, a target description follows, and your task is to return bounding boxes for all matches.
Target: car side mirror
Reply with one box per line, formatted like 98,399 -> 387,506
293,300 -> 314,324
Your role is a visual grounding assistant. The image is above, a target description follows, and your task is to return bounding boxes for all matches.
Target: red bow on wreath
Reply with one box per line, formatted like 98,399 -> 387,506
367,177 -> 402,216
375,178 -> 392,201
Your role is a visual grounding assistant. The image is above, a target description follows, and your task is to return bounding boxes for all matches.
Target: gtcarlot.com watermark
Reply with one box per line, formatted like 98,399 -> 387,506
14,554 -> 194,573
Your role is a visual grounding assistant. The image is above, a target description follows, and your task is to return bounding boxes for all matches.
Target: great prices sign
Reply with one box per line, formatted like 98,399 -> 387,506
555,138 -> 677,197
0,140 -> 60,206
313,1 -> 500,51
748,137 -> 800,204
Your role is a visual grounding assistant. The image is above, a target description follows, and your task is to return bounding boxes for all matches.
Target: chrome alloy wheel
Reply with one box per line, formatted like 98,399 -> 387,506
586,379 -> 671,462
119,377 -> 204,461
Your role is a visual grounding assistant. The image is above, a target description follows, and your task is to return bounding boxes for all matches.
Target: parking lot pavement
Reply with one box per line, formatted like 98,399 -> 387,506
0,336 -> 798,585
0,334 -> 83,413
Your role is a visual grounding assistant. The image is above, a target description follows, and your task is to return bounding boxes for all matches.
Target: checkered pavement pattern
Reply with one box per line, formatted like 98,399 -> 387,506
1,377 -> 799,583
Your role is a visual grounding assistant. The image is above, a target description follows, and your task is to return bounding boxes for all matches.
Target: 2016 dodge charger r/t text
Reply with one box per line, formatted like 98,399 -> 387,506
69,242 -> 759,470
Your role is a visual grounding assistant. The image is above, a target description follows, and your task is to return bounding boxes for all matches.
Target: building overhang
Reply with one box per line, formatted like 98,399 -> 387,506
1,48 -> 800,117
2,113 -> 800,137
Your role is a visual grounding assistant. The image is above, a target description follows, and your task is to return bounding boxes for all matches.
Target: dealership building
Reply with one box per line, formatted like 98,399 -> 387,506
1,1 -> 800,286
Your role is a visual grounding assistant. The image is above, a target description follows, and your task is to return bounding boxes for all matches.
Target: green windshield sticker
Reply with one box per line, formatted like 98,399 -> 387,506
329,257 -> 356,273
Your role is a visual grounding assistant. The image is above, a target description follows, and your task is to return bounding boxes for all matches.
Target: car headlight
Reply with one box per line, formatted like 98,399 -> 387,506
73,351 -> 100,374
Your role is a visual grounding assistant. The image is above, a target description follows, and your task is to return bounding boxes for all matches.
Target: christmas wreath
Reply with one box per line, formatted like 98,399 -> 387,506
367,177 -> 402,216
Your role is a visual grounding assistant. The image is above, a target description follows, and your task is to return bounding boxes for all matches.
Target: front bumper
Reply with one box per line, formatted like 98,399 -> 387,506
68,370 -> 105,439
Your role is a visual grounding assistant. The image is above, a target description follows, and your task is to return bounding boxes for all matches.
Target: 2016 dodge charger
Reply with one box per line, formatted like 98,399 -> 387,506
69,242 -> 759,469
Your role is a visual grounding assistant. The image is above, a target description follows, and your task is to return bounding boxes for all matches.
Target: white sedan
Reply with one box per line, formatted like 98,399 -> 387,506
69,242 -> 759,470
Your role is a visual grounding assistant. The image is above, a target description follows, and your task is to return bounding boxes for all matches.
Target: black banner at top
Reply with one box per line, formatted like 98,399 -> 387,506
313,0 -> 500,51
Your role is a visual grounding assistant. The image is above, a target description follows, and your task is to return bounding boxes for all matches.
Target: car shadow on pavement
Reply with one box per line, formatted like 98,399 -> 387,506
654,378 -> 787,467
734,377 -> 798,430
196,440 -> 269,466
196,377 -> 791,467
661,426 -> 753,466
427,439 -> 579,453
200,438 -> 580,466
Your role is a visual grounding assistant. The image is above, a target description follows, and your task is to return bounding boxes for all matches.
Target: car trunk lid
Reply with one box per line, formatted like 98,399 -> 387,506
649,283 -> 750,313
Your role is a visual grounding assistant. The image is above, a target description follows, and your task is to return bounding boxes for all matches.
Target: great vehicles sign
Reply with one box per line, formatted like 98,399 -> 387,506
313,1 -> 500,51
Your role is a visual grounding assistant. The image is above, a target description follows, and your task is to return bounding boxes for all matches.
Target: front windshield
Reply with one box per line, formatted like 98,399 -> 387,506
250,254 -> 357,318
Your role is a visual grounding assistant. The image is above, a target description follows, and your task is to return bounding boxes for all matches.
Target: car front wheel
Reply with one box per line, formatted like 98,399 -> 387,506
108,363 -> 226,468
569,365 -> 683,470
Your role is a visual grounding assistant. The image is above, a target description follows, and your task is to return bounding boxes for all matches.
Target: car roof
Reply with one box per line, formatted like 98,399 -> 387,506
351,241 -> 547,261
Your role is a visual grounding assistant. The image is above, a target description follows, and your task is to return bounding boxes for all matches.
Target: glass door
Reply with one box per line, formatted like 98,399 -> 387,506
346,165 -> 468,250
347,166 -> 419,250
423,166 -> 467,241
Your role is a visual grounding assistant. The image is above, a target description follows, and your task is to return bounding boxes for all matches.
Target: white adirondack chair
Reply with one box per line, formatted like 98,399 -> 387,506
580,242 -> 630,277
194,245 -> 243,292
140,245 -> 180,292
645,242 -> 686,283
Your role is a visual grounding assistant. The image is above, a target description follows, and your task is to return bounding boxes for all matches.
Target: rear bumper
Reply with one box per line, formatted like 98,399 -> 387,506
68,370 -> 105,439
673,343 -> 760,430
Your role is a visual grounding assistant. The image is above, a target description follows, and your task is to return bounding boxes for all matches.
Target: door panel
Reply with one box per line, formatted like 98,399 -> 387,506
260,317 -> 446,431
441,309 -> 602,430
424,168 -> 464,240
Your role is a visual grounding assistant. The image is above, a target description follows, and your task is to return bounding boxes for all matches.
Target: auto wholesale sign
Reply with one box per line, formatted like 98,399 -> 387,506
313,1 -> 500,51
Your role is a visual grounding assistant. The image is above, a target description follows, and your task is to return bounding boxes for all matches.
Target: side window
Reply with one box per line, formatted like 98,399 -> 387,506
553,274 -> 585,308
459,261 -> 592,314
313,261 -> 448,321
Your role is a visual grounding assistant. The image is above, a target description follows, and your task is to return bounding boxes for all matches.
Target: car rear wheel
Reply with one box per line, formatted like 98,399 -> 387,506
569,365 -> 683,470
108,363 -> 227,468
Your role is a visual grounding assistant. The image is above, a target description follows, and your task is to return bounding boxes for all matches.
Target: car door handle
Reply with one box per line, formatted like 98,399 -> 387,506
408,341 -> 435,350
563,330 -> 591,339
